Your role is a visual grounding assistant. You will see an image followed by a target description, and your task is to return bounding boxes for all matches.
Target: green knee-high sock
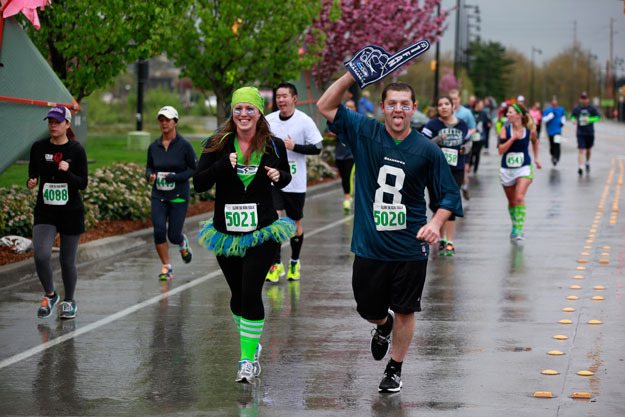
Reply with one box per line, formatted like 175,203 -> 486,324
514,205 -> 526,232
508,207 -> 516,226
240,318 -> 264,362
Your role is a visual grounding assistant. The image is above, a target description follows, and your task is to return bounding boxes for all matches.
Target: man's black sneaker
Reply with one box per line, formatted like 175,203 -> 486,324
578,168 -> 583,176
585,163 -> 590,174
370,310 -> 394,360
37,292 -> 59,319
378,363 -> 402,393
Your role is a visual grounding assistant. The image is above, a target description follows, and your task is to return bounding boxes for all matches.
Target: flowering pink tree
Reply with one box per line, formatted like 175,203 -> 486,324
306,0 -> 449,86
439,67 -> 460,93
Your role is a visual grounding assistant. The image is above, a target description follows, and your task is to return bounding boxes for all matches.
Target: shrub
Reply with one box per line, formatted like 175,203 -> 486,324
0,186 -> 99,237
189,187 -> 215,204
82,163 -> 151,220
0,186 -> 36,237
306,155 -> 337,181
0,163 -> 215,238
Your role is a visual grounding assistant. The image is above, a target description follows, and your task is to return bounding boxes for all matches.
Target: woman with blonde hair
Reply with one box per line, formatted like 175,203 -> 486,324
498,103 -> 542,240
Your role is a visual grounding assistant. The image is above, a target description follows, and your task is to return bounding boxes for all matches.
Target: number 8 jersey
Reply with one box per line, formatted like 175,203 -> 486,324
328,105 -> 463,261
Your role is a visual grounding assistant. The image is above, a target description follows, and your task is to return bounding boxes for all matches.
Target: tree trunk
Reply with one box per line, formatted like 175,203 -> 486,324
214,86 -> 234,127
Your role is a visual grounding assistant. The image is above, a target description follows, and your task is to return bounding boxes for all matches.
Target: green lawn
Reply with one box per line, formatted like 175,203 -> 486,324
0,134 -> 208,188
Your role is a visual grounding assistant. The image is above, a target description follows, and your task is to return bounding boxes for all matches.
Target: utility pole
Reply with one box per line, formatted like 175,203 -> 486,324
607,18 -> 614,117
136,59 -> 149,131
586,54 -> 597,94
454,0 -> 461,78
572,20 -> 578,98
461,4 -> 480,74
433,2 -> 441,103
531,47 -> 542,104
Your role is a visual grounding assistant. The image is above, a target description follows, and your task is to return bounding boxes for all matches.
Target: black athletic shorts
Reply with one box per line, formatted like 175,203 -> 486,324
577,135 -> 594,150
352,256 -> 428,320
272,189 -> 305,221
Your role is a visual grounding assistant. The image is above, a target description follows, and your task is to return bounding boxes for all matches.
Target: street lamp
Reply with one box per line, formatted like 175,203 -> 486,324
530,47 -> 542,104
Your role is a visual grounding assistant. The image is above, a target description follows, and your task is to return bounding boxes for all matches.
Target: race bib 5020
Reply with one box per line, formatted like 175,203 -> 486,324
373,203 -> 406,231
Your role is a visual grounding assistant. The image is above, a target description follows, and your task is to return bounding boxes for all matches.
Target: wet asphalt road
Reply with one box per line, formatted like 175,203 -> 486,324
0,122 -> 624,417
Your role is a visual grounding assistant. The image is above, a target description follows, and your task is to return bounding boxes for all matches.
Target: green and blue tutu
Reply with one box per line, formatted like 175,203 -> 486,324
198,217 -> 295,257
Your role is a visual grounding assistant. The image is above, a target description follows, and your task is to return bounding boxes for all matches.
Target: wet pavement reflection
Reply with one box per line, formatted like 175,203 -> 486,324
0,123 -> 624,416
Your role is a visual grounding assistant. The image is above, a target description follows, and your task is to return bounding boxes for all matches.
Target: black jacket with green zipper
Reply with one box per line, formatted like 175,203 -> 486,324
193,135 -> 291,235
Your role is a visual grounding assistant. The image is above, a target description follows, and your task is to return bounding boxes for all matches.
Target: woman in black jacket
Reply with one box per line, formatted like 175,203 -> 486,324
146,106 -> 197,281
193,86 -> 293,384
28,106 -> 88,320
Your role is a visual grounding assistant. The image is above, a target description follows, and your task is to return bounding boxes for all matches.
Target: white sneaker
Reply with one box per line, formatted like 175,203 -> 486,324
253,344 -> 262,377
235,360 -> 255,383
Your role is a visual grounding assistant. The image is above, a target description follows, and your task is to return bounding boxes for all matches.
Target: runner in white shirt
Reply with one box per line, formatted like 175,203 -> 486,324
265,82 -> 323,282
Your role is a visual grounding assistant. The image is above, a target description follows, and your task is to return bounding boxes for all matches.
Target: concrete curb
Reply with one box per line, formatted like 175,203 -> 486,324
0,180 -> 340,281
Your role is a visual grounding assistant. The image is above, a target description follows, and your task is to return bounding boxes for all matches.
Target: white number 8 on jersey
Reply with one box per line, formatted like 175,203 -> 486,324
374,165 -> 405,204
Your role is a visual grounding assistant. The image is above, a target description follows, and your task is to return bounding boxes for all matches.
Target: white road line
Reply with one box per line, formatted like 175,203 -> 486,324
0,213 -> 353,370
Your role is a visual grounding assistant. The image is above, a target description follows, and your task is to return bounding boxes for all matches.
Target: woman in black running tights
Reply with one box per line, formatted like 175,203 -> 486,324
194,86 -> 293,383
28,106 -> 88,320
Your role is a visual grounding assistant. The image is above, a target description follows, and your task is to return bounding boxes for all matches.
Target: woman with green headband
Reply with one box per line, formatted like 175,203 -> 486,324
193,86 -> 294,383
498,102 -> 541,241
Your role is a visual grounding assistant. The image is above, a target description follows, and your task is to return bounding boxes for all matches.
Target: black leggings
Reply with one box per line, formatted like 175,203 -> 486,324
469,141 -> 484,173
33,224 -> 80,300
548,135 -> 561,163
216,240 -> 280,320
336,158 -> 354,195
151,198 -> 188,245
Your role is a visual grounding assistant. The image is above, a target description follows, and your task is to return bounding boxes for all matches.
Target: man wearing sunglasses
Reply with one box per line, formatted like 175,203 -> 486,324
265,82 -> 323,283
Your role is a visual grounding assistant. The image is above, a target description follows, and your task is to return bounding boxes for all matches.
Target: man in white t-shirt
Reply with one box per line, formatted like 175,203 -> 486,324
265,82 -> 323,282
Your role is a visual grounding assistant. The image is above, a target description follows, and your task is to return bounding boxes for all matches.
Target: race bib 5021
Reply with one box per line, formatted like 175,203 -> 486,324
224,204 -> 258,232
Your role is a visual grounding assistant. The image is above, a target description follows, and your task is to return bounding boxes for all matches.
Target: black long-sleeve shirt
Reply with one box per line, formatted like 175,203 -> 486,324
146,133 -> 197,201
28,138 -> 88,232
193,135 -> 291,234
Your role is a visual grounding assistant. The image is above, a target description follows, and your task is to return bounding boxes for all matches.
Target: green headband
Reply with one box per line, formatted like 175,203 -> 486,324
512,103 -> 522,114
231,87 -> 264,115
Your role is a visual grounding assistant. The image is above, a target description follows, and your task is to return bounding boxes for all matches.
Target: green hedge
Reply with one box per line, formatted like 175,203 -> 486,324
82,163 -> 151,220
0,158 -> 332,237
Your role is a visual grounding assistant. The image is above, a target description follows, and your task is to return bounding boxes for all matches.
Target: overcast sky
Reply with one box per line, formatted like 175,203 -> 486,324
439,0 -> 625,72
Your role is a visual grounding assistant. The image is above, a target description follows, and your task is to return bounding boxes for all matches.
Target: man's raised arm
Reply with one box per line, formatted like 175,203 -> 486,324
316,72 -> 355,124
